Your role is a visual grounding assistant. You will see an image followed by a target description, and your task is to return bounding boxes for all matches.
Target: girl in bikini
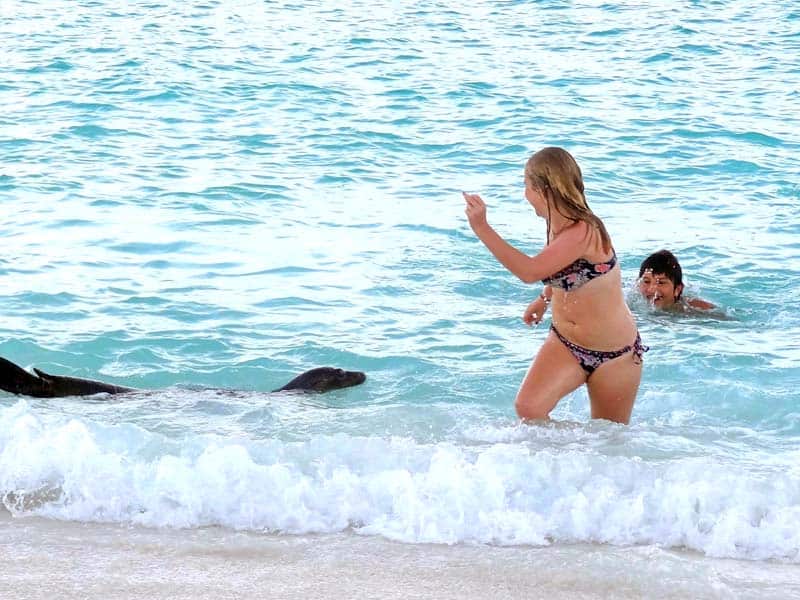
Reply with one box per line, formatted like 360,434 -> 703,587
463,147 -> 647,424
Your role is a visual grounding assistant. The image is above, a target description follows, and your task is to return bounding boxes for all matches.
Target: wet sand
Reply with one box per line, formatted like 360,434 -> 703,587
2,512 -> 798,600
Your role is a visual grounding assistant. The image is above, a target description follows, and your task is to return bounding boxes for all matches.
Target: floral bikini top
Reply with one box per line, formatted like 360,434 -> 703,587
541,251 -> 617,291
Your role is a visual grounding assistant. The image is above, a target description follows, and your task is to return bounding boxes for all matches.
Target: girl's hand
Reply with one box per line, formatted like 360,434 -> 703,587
463,192 -> 488,232
523,296 -> 548,326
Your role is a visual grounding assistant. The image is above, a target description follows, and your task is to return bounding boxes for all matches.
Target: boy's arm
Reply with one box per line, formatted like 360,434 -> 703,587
687,297 -> 715,310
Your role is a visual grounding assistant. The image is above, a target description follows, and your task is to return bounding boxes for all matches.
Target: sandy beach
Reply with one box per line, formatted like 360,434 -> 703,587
2,511 -> 798,600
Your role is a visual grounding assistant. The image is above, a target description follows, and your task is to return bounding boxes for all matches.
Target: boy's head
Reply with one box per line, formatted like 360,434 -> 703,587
638,250 -> 684,309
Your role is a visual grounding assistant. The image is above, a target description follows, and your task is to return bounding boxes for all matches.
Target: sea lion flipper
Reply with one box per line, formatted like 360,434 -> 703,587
0,357 -> 53,397
33,368 -> 53,381
6,362 -> 117,397
31,366 -> 135,396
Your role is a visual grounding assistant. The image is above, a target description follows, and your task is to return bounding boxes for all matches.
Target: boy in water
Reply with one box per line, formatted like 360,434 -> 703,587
638,250 -> 715,310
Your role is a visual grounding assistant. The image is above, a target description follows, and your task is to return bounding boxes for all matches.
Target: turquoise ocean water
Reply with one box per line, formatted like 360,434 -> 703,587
2,1 -> 800,596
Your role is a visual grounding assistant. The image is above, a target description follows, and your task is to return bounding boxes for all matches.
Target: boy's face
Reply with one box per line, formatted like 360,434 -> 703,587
638,270 -> 683,309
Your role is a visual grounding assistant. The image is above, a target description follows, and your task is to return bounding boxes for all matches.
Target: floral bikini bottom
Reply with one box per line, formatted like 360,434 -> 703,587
551,324 -> 649,376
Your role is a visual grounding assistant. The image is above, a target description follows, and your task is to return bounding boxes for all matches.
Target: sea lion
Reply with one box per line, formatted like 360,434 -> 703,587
0,356 -> 366,398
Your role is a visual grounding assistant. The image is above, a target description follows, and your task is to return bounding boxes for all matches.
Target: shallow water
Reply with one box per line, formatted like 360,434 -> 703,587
2,0 -> 800,595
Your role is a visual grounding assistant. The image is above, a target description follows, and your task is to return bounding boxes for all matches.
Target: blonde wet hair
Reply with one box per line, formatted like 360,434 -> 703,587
525,147 -> 612,253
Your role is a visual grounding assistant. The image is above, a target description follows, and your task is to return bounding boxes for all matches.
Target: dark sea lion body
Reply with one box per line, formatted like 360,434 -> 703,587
0,356 -> 365,398
273,367 -> 366,393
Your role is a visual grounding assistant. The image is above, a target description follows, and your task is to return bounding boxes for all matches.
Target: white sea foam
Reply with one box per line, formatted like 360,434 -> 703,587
1,401 -> 798,563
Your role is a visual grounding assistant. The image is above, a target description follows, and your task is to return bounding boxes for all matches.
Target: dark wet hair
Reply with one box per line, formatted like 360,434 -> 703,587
638,250 -> 683,296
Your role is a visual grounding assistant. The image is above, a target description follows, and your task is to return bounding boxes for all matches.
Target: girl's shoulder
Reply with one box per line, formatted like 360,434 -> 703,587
550,220 -> 590,243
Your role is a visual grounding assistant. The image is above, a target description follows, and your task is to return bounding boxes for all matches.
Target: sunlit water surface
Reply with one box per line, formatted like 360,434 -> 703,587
1,2 -> 799,596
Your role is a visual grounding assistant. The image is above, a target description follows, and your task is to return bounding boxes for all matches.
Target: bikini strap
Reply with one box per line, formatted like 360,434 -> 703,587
632,333 -> 649,365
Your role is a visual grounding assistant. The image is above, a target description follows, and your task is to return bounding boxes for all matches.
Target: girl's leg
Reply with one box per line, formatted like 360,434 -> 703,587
586,352 -> 643,424
515,331 -> 587,421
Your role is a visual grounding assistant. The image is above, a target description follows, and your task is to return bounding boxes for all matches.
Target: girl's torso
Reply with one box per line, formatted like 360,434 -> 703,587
545,228 -> 638,350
